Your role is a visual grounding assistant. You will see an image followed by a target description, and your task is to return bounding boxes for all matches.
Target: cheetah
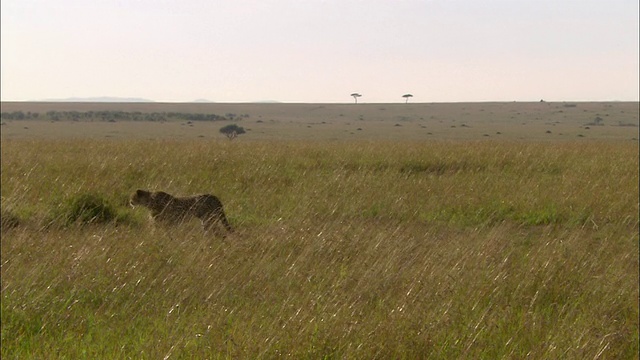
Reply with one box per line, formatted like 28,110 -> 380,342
130,189 -> 232,233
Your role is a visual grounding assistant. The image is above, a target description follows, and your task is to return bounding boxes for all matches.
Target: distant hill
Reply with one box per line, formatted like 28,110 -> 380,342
40,97 -> 154,103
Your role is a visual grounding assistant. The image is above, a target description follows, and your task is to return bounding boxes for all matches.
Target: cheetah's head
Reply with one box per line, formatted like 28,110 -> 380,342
130,189 -> 151,208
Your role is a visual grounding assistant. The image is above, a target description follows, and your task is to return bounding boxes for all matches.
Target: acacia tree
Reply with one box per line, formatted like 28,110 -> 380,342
402,94 -> 413,104
219,124 -> 246,140
351,93 -> 362,104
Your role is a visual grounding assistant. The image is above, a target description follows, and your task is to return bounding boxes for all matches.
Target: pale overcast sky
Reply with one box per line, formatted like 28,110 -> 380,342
1,0 -> 638,103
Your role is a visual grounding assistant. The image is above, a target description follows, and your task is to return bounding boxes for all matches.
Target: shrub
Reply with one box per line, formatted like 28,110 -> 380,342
219,124 -> 246,139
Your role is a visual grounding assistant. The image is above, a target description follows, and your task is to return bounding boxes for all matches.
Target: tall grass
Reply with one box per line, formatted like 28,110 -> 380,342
1,139 -> 638,358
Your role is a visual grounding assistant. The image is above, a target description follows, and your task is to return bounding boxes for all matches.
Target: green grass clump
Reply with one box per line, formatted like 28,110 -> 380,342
1,138 -> 638,358
1,206 -> 21,230
57,193 -> 120,225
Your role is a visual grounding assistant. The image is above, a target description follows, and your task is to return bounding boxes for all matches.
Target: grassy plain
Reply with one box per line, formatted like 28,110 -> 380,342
1,101 -> 638,140
1,102 -> 639,358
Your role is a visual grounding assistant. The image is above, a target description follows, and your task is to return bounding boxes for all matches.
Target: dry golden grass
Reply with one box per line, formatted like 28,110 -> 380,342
1,134 -> 638,358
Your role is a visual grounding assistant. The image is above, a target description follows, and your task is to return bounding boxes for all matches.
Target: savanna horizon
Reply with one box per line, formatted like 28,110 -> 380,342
1,101 -> 638,358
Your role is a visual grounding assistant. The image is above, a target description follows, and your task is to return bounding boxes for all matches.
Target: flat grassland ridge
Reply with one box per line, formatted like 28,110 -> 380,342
1,102 -> 638,358
1,101 -> 638,140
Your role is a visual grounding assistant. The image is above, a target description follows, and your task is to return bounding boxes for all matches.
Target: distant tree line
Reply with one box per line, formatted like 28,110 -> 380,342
0,111 -> 249,122
0,111 -> 40,120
